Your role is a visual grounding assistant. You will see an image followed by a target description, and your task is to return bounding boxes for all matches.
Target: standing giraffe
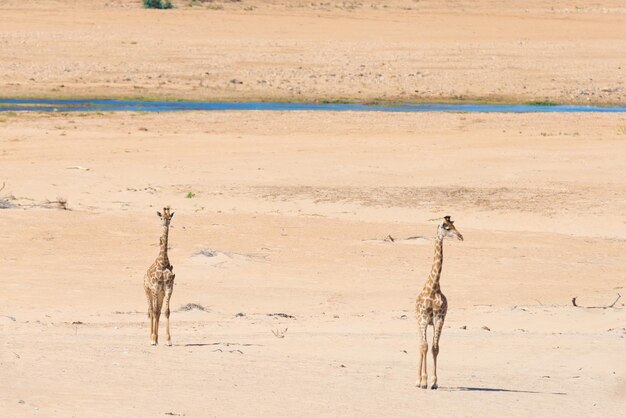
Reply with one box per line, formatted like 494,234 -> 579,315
144,207 -> 176,346
415,216 -> 463,389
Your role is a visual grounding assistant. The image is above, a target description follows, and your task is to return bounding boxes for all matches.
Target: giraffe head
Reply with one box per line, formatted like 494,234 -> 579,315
156,206 -> 175,227
437,216 -> 463,241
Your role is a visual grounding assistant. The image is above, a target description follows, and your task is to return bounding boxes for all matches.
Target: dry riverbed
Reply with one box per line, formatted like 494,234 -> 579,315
1,111 -> 625,416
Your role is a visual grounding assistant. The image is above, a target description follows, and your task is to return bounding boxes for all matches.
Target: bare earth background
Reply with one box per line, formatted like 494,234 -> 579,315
1,1 -> 626,417
1,0 -> 625,104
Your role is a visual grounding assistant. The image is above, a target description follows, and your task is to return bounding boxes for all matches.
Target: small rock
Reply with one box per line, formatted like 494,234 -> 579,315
481,326 -> 491,331
459,325 -> 467,330
0,199 -> 15,209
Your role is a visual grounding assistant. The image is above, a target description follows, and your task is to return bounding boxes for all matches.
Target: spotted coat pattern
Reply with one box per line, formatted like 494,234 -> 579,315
144,207 -> 175,346
415,216 -> 463,389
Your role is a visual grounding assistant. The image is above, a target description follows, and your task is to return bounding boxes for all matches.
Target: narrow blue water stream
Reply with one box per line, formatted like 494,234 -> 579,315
1,99 -> 626,113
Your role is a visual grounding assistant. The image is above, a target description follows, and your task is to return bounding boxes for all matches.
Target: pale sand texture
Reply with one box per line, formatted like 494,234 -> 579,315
1,111 -> 625,416
0,0 -> 625,104
2,0 -> 626,416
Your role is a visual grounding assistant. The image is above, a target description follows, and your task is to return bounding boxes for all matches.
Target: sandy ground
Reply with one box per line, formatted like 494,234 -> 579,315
2,0 -> 626,417
1,111 -> 625,417
1,0 -> 626,104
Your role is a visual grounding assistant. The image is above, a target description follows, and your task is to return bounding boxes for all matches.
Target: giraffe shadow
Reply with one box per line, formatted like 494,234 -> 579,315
180,342 -> 264,347
441,386 -> 567,395
182,343 -> 219,347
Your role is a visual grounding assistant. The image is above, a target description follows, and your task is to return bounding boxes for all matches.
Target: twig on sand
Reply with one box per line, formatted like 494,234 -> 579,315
572,293 -> 621,309
72,321 -> 83,335
272,328 -> 288,338
267,312 -> 295,319
45,197 -> 69,210
177,303 -> 208,312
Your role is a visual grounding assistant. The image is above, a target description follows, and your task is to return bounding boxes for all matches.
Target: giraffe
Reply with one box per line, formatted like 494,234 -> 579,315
144,207 -> 176,346
415,215 -> 463,389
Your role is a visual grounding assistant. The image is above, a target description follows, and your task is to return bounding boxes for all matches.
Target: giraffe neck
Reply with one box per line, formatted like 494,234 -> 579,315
423,236 -> 444,294
156,223 -> 170,267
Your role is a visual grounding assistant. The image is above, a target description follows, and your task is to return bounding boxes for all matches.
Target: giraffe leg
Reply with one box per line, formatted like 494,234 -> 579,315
416,320 -> 429,389
155,291 -> 165,345
150,292 -> 159,345
163,278 -> 174,346
144,286 -> 152,318
145,286 -> 153,341
416,341 -> 424,387
431,315 -> 445,390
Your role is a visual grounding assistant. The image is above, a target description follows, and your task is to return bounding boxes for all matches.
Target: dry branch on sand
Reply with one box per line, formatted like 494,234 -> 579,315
571,293 -> 621,309
177,303 -> 208,312
267,312 -> 295,319
272,328 -> 288,338
44,198 -> 69,210
0,186 -> 69,210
